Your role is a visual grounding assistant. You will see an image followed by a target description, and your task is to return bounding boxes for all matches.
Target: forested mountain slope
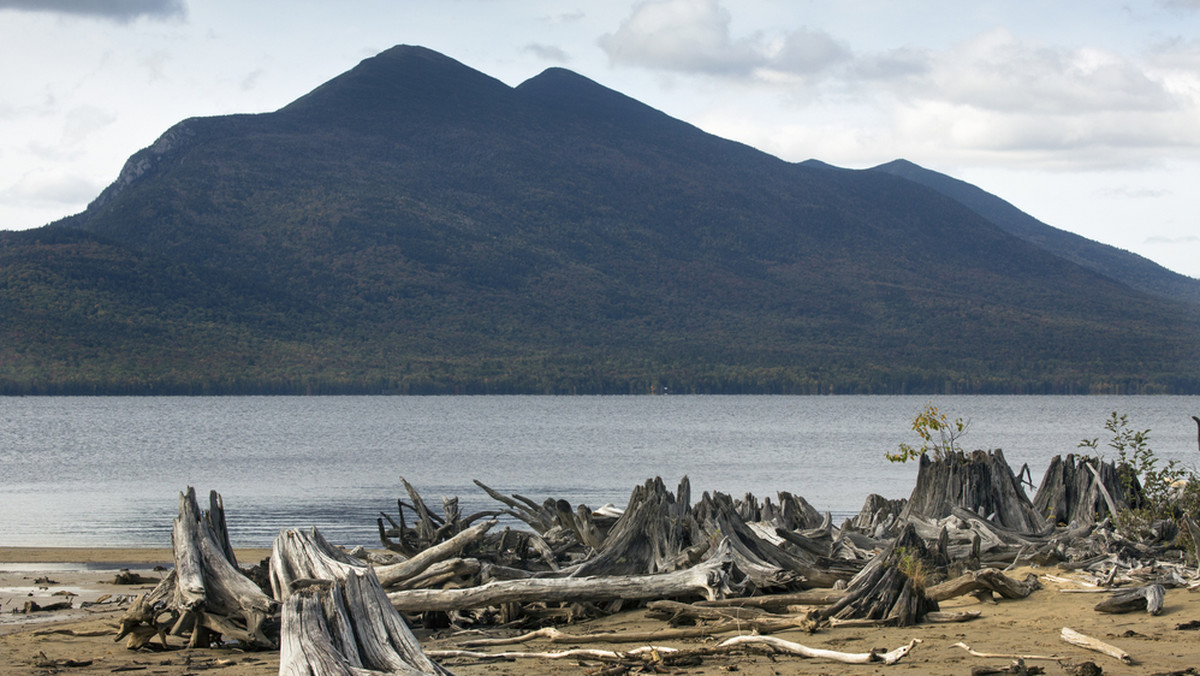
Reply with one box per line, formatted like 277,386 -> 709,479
3,45 -> 1197,394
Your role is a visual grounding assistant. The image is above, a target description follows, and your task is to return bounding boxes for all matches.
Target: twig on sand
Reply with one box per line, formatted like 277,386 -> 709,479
951,641 -> 1062,661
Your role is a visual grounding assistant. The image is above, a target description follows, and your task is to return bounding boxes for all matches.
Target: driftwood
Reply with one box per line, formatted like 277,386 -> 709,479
430,636 -> 921,667
375,520 -> 497,588
695,587 -> 845,610
812,525 -> 938,627
719,635 -> 921,665
116,488 -> 276,650
926,568 -> 1041,603
387,539 -> 740,612
570,477 -> 697,577
272,527 -> 452,676
1093,583 -> 1165,615
1032,455 -> 1136,527
455,622 -> 796,646
645,599 -> 817,633
900,450 -> 1046,533
280,571 -> 452,676
952,641 -> 1062,660
1060,626 -> 1132,664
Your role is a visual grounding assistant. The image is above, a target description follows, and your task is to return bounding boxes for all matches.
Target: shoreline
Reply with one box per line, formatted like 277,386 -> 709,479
2,546 -> 1199,673
2,561 -> 1199,674
0,546 -> 272,565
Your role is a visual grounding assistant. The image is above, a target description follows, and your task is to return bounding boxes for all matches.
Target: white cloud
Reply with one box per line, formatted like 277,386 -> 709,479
599,0 -> 761,75
523,43 -> 570,63
767,27 -> 851,76
1145,233 -> 1200,243
0,0 -> 185,22
2,171 -> 101,208
908,29 -> 1175,115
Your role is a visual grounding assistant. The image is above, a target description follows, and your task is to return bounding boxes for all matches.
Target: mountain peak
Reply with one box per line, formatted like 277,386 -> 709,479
516,66 -> 676,128
279,44 -> 514,122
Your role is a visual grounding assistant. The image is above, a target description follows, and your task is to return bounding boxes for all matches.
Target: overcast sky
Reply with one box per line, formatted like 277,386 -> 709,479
2,0 -> 1198,278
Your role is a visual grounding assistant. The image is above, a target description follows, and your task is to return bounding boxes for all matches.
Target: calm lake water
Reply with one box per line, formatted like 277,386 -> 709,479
2,395 -> 1199,548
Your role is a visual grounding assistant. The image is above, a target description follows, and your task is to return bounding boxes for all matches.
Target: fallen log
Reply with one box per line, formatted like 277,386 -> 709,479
1093,584 -> 1165,615
387,539 -> 740,612
1059,626 -> 1132,665
456,617 -> 809,646
695,587 -> 845,610
645,599 -> 816,633
924,610 -> 981,622
926,568 -> 1041,603
430,636 -> 922,667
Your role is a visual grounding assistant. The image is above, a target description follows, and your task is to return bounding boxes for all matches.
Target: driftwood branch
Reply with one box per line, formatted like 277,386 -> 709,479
951,641 -> 1061,661
719,635 -> 921,665
387,539 -> 739,612
1059,626 -> 1132,665
375,520 -> 496,588
432,636 -> 921,667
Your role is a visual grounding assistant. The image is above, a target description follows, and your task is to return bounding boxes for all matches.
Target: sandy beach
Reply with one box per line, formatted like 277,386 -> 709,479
3,546 -> 1200,675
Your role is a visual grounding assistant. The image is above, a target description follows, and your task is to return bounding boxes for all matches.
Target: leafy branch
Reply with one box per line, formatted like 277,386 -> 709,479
885,404 -> 970,463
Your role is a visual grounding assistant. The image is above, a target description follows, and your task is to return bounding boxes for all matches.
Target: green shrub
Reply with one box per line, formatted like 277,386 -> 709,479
885,404 -> 970,463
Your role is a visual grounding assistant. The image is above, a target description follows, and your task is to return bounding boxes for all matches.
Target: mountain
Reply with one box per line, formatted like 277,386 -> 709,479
869,158 -> 1200,307
2,45 -> 1198,395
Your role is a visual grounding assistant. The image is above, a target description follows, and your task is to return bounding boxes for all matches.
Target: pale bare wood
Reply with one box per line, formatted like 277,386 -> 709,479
274,529 -> 453,675
951,641 -> 1061,661
432,636 -> 922,667
427,646 -> 673,663
924,610 -> 981,622
121,488 -> 276,650
1060,626 -> 1132,665
925,568 -> 1040,602
718,635 -> 921,665
387,539 -> 738,613
455,621 -> 805,647
1083,462 -> 1122,530
1093,584 -> 1165,615
375,520 -> 496,588
696,588 -> 845,609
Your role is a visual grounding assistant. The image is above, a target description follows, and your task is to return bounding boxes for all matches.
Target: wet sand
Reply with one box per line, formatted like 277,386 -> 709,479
3,547 -> 1199,675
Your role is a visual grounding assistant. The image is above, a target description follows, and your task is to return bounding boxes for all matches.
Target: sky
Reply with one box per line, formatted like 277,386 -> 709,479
2,1 -> 1199,279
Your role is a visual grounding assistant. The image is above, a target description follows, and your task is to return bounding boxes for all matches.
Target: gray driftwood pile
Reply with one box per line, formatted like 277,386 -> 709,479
115,446 -> 1200,673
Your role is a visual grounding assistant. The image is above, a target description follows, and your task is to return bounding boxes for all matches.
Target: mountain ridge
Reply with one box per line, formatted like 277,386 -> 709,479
869,158 -> 1200,306
3,45 -> 1197,395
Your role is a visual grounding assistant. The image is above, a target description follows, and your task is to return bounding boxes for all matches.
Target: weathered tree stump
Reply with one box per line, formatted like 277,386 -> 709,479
571,477 -> 699,577
812,524 -> 939,627
272,527 -> 453,675
115,488 -> 277,650
900,449 -> 1047,533
1032,454 -> 1139,527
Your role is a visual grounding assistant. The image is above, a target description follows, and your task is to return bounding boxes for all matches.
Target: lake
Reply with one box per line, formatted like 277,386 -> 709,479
2,395 -> 1198,548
